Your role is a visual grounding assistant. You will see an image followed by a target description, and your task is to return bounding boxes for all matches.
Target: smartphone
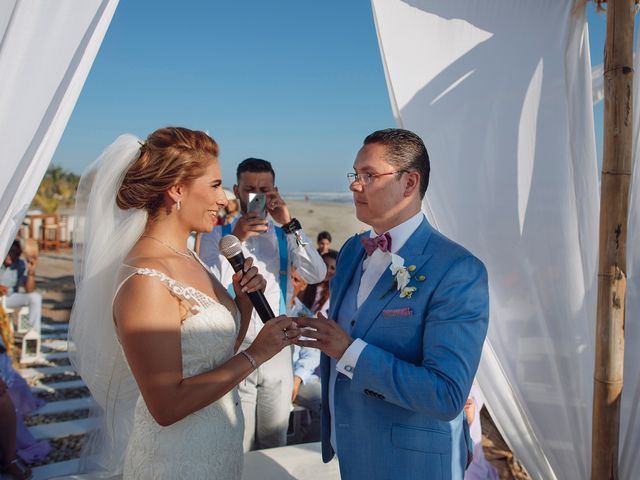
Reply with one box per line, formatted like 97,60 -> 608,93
247,192 -> 267,219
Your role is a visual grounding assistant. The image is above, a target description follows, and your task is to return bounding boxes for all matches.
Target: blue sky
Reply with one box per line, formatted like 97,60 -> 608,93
52,1 -> 611,193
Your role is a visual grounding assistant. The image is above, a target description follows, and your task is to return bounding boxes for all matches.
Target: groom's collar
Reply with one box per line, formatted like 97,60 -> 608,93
369,211 -> 425,254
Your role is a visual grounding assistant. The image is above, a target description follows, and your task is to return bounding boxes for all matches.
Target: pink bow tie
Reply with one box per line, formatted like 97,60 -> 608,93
361,232 -> 392,256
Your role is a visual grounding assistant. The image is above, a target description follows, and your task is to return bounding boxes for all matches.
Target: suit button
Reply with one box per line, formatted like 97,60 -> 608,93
350,320 -> 355,327
364,389 -> 371,396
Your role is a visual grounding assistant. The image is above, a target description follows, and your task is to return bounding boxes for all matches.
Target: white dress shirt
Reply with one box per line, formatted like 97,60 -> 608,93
199,218 -> 327,343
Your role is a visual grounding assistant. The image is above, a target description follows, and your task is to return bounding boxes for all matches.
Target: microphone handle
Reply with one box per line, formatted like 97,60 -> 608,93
227,252 -> 275,323
247,290 -> 276,323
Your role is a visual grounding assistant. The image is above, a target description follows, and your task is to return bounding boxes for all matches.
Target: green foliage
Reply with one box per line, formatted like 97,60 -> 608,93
31,165 -> 80,213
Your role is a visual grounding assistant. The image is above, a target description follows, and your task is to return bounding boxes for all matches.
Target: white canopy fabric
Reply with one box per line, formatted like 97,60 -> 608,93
372,1 -> 605,478
620,30 -> 640,478
592,62 -> 604,104
0,0 -> 118,259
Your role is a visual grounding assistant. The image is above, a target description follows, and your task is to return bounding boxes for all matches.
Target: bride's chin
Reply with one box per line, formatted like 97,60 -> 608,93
203,219 -> 217,233
196,224 -> 214,233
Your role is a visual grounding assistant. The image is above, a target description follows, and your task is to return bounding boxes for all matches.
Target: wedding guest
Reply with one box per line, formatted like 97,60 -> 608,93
464,384 -> 498,480
199,157 -> 326,451
69,127 -> 300,478
317,231 -> 332,255
0,241 -> 41,336
0,336 -> 51,468
0,305 -> 15,364
290,251 -> 338,442
0,378 -> 31,480
289,268 -> 308,310
291,345 -> 321,442
220,188 -> 240,225
297,251 -> 337,317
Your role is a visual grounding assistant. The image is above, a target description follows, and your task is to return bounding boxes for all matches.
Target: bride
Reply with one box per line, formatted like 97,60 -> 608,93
69,127 -> 299,479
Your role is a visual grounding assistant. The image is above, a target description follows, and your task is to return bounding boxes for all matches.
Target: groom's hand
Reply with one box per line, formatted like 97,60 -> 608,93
294,313 -> 353,360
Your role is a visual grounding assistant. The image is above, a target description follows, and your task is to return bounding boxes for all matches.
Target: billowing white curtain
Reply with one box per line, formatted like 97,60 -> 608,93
372,1 -> 605,478
0,0 -> 119,258
620,31 -> 640,479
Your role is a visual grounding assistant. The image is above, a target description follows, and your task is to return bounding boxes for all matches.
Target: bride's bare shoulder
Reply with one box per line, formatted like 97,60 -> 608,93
113,263 -> 179,328
123,254 -> 171,273
116,246 -> 177,306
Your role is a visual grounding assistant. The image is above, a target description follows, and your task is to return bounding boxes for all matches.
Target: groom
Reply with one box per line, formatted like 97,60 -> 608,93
296,129 -> 489,479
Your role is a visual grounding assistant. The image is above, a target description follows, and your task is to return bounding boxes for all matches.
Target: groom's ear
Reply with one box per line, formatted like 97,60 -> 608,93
404,171 -> 420,198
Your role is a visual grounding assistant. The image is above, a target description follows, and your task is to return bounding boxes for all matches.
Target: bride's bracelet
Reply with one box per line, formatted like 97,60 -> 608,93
239,350 -> 258,370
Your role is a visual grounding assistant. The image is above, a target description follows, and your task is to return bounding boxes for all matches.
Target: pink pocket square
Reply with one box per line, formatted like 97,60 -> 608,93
382,307 -> 413,317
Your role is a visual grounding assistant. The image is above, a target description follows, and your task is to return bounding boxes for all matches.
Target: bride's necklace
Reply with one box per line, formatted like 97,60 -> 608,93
142,235 -> 193,259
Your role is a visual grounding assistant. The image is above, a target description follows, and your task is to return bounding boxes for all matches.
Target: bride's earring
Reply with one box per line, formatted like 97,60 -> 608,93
176,200 -> 181,211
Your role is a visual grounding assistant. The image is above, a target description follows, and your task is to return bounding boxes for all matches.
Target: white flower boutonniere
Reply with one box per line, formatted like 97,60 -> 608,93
381,253 -> 422,299
390,253 -> 410,290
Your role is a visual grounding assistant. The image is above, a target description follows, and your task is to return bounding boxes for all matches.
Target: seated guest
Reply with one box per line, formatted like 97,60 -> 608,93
289,268 -> 308,311
0,378 -> 31,480
291,344 -> 321,442
0,241 -> 41,335
464,383 -> 498,480
0,304 -> 15,364
296,251 -> 337,317
289,252 -> 337,442
0,336 -> 50,471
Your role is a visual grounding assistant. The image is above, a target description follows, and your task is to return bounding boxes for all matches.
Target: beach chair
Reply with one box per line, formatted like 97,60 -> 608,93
20,328 -> 41,364
1,295 -> 31,334
287,405 -> 311,445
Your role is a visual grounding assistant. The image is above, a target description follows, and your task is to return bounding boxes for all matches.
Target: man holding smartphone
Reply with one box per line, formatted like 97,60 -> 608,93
200,157 -> 326,451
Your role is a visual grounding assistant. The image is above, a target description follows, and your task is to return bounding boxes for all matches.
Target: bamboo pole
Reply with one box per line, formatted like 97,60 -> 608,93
592,1 -> 635,478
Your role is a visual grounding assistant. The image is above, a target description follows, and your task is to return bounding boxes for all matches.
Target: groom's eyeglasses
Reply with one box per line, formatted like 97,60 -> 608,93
347,170 -> 407,187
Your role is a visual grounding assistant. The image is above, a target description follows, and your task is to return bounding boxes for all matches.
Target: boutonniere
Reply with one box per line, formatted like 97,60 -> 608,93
380,253 -> 425,299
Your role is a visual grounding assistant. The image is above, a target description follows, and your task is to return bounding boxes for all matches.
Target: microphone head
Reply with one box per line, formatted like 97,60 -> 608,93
219,235 -> 242,259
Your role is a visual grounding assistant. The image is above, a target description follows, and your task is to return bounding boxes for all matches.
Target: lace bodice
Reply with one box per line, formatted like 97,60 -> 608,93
118,265 -> 244,479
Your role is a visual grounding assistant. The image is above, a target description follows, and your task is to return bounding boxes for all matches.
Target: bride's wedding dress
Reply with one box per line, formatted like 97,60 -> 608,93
117,265 -> 244,479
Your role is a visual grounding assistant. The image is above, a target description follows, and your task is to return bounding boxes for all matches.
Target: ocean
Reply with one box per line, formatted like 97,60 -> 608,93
282,192 -> 353,204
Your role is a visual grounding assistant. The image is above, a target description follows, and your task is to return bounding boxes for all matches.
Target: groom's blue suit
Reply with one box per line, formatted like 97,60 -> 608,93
321,216 -> 489,479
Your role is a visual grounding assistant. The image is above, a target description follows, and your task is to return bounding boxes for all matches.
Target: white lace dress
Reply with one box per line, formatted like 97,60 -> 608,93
118,267 -> 244,480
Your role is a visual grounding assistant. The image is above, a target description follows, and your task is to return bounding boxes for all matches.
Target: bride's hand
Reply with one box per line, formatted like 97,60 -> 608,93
231,257 -> 266,309
246,316 -> 300,365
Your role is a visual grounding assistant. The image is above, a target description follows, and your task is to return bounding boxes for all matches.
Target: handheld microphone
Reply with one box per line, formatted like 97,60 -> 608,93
219,234 -> 275,323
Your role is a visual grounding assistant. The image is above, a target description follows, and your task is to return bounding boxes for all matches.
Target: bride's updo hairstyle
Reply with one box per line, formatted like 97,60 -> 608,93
116,126 -> 218,215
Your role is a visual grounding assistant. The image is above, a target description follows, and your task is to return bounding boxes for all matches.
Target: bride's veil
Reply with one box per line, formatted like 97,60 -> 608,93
68,134 -> 147,476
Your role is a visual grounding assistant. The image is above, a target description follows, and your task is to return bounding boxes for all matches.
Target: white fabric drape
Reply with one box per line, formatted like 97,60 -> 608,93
372,1 -> 602,478
592,63 -> 604,104
0,0 -> 119,259
620,30 -> 640,480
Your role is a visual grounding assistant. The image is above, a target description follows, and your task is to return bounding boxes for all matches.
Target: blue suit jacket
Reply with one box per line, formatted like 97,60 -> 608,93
321,217 -> 489,479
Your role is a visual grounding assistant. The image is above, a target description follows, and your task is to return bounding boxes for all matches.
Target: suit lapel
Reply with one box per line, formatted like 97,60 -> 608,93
329,234 -> 366,320
352,217 -> 434,339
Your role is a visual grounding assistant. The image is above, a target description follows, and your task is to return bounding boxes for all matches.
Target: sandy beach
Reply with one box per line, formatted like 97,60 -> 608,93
284,199 -> 368,250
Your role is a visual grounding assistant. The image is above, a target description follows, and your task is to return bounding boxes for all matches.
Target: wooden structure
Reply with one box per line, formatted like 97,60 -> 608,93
592,1 -> 635,478
20,213 -> 73,251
